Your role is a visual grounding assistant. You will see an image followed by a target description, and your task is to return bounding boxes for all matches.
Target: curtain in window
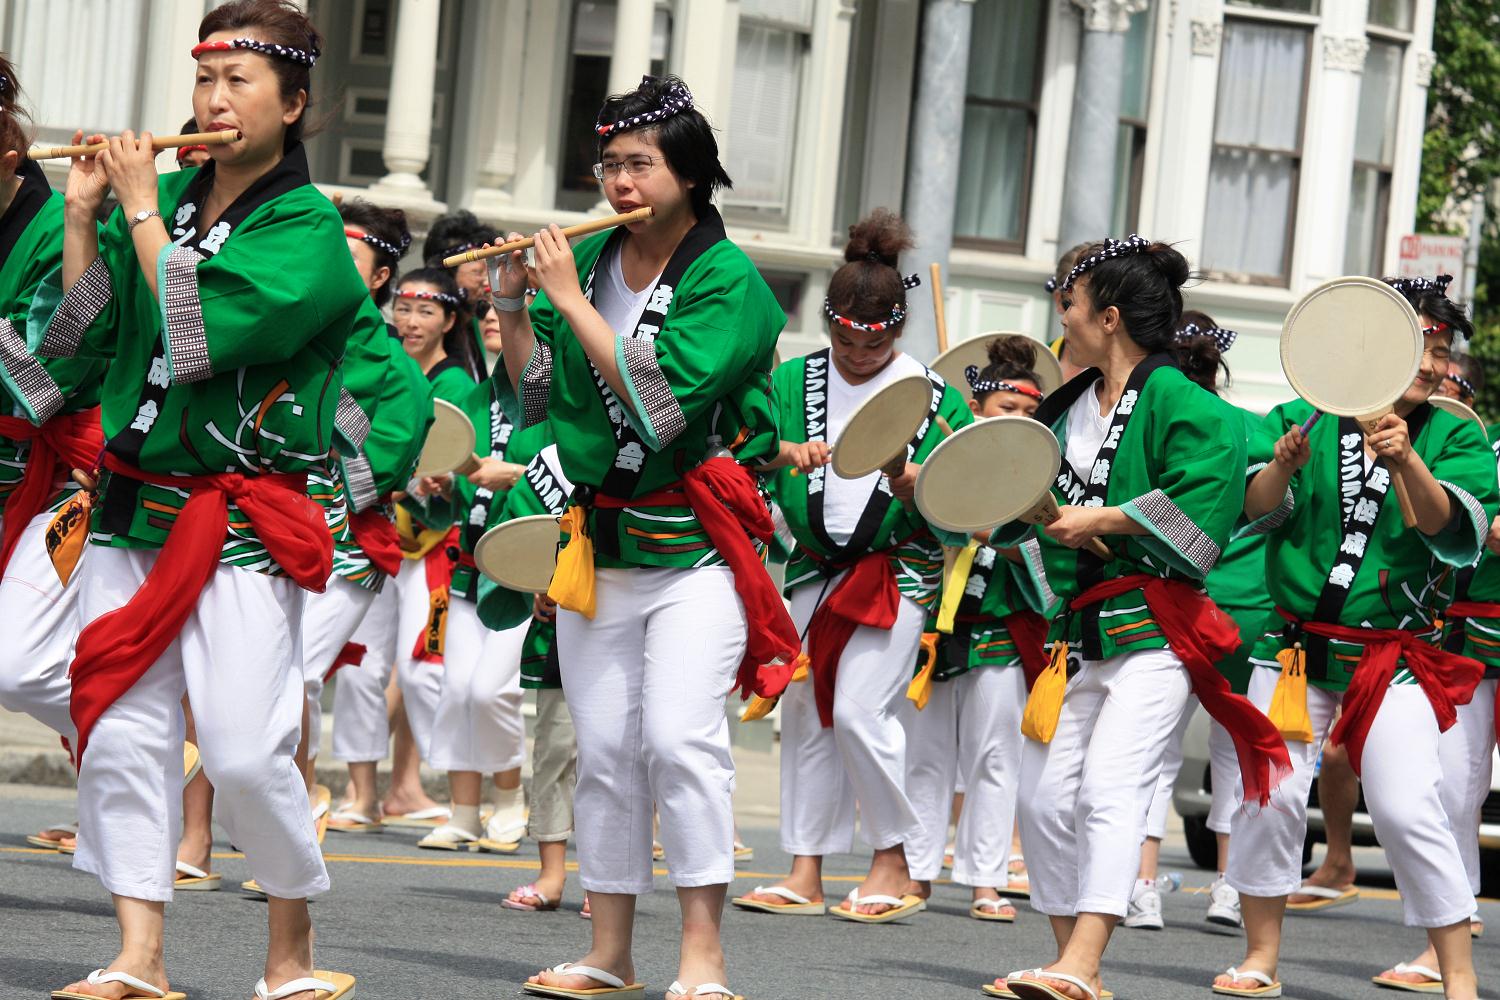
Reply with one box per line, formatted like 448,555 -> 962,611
1354,40 -> 1403,168
953,0 -> 1042,244
1344,165 -> 1385,274
723,22 -> 802,212
1202,22 -> 1308,278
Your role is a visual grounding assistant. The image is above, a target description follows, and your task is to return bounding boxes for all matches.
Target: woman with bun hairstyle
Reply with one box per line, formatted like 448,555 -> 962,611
1221,275 -> 1495,1000
731,208 -> 972,925
35,0 -> 364,996
900,334 -> 1049,923
984,237 -> 1286,1000
1126,313 -> 1260,935
491,74 -> 796,1000
0,53 -> 108,851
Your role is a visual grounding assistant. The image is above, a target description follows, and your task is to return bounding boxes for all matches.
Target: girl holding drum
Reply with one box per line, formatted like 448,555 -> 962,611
732,209 -> 972,925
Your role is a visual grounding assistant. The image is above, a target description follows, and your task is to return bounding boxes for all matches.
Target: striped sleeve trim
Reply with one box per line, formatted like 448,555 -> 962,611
335,388 -> 372,450
1020,537 -> 1059,612
158,245 -> 213,383
617,336 -> 685,450
0,317 -> 64,423
521,340 -> 552,428
39,256 -> 111,358
1439,479 -> 1488,561
341,453 -> 379,514
1236,461 -> 1295,538
1124,488 -> 1221,577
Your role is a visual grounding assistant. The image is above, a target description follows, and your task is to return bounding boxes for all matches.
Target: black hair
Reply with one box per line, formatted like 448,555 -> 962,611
0,54 -> 31,161
1450,351 -> 1485,399
595,75 -> 733,218
973,336 -> 1044,404
423,209 -> 498,267
1174,309 -> 1232,394
1070,239 -> 1191,355
825,208 -> 915,331
198,0 -> 322,153
1384,278 -> 1475,344
340,198 -> 411,307
1051,242 -> 1092,293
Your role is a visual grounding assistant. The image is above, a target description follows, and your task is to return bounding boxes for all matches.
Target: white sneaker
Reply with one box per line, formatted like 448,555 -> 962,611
1124,880 -> 1164,930
1205,876 -> 1242,931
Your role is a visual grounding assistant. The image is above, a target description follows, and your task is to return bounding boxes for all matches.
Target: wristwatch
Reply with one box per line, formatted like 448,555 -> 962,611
128,208 -> 162,233
491,293 -> 527,313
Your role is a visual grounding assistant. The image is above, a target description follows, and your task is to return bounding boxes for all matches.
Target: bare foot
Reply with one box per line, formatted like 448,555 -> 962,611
1288,859 -> 1356,906
380,791 -> 440,816
904,879 -> 932,900
58,953 -> 169,999
1016,965 -> 1101,1000
848,873 -> 914,915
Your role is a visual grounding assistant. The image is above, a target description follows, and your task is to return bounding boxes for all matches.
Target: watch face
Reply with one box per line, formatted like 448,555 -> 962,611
135,210 -> 150,221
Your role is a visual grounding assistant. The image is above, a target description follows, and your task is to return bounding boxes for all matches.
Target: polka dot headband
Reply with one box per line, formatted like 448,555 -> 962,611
964,366 -> 1044,400
1061,234 -> 1152,292
345,226 -> 411,261
596,76 -> 694,138
0,73 -> 10,97
822,273 -> 921,333
1175,322 -> 1237,353
1389,274 -> 1453,298
1446,371 -> 1476,398
396,288 -> 460,308
191,37 -> 320,67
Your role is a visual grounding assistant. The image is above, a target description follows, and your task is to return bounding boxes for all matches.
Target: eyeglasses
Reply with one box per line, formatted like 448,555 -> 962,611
474,299 -> 493,320
592,155 -> 662,182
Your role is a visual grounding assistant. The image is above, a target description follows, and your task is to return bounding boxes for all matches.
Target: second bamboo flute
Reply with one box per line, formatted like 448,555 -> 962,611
27,130 -> 243,161
444,207 -> 655,267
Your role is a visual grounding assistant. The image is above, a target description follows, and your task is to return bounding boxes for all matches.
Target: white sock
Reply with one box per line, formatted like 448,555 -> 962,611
451,804 -> 481,835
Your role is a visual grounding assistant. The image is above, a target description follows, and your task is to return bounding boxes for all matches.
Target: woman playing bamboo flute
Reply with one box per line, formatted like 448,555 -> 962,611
38,2 -> 363,996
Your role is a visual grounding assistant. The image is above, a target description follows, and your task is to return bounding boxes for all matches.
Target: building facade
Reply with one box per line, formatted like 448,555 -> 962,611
4,0 -> 1435,411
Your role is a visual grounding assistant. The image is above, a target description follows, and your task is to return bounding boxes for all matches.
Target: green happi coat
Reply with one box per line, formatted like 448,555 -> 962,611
495,208 -> 782,569
768,350 -> 974,608
1203,405 -> 1276,694
994,359 -> 1248,659
29,147 -> 366,572
475,421 -> 569,690
448,376 -> 515,602
1245,399 -> 1496,691
325,300 -> 434,590
394,355 -> 478,552
1444,425 -> 1500,671
0,159 -> 106,503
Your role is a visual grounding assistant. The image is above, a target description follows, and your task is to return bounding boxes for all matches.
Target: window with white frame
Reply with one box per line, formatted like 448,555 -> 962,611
556,0 -> 673,213
953,0 -> 1046,251
1367,0 -> 1414,30
1201,16 -> 1312,284
1112,5 -> 1155,237
1227,0 -> 1319,12
721,0 -> 814,222
1345,38 -> 1404,275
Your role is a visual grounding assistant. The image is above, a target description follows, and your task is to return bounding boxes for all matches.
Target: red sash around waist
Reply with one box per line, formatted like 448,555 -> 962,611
0,408 -> 104,576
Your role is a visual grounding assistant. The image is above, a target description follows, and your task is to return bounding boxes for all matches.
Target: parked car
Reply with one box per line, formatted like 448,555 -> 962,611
1171,705 -> 1500,894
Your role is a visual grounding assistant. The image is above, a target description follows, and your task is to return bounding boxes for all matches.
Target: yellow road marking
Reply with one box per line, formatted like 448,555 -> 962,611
0,848 -> 1471,903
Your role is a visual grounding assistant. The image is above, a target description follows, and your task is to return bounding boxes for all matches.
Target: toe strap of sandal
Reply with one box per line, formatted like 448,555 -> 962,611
1223,967 -> 1275,988
256,977 -> 336,1000
548,963 -> 625,989
1390,963 -> 1442,981
668,982 -> 734,999
85,971 -> 167,998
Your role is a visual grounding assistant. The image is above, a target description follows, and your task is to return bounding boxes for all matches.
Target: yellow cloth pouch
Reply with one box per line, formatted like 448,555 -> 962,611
906,632 -> 942,709
1268,644 -> 1314,743
547,505 -> 597,619
791,651 -> 810,683
1021,640 -> 1070,743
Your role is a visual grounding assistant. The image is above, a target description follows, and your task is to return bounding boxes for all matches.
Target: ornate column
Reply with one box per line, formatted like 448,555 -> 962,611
368,0 -> 444,210
1056,0 -> 1148,251
902,0 -> 976,363
607,0 -> 657,98
1295,0 -> 1369,287
470,0 -> 528,215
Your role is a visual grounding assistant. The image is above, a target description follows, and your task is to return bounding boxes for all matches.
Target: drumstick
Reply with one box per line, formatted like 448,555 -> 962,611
930,263 -> 949,355
936,416 -> 953,437
443,208 -> 655,266
1299,411 -> 1321,436
1032,494 -> 1114,561
27,130 -> 242,160
1358,410 -> 1418,529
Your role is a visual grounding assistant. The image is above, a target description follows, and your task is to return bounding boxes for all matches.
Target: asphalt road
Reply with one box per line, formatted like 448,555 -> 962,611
2,784 -> 1498,1000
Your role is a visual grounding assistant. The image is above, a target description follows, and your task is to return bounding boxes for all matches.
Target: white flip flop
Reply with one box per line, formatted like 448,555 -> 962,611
173,860 -> 221,891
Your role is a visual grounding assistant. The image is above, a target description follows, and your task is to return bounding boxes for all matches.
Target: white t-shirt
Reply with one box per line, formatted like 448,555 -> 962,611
1064,378 -> 1118,482
823,352 -> 926,545
592,245 -> 660,338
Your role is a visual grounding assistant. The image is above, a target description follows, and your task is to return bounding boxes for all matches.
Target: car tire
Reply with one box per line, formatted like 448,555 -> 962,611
1183,814 -> 1218,871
